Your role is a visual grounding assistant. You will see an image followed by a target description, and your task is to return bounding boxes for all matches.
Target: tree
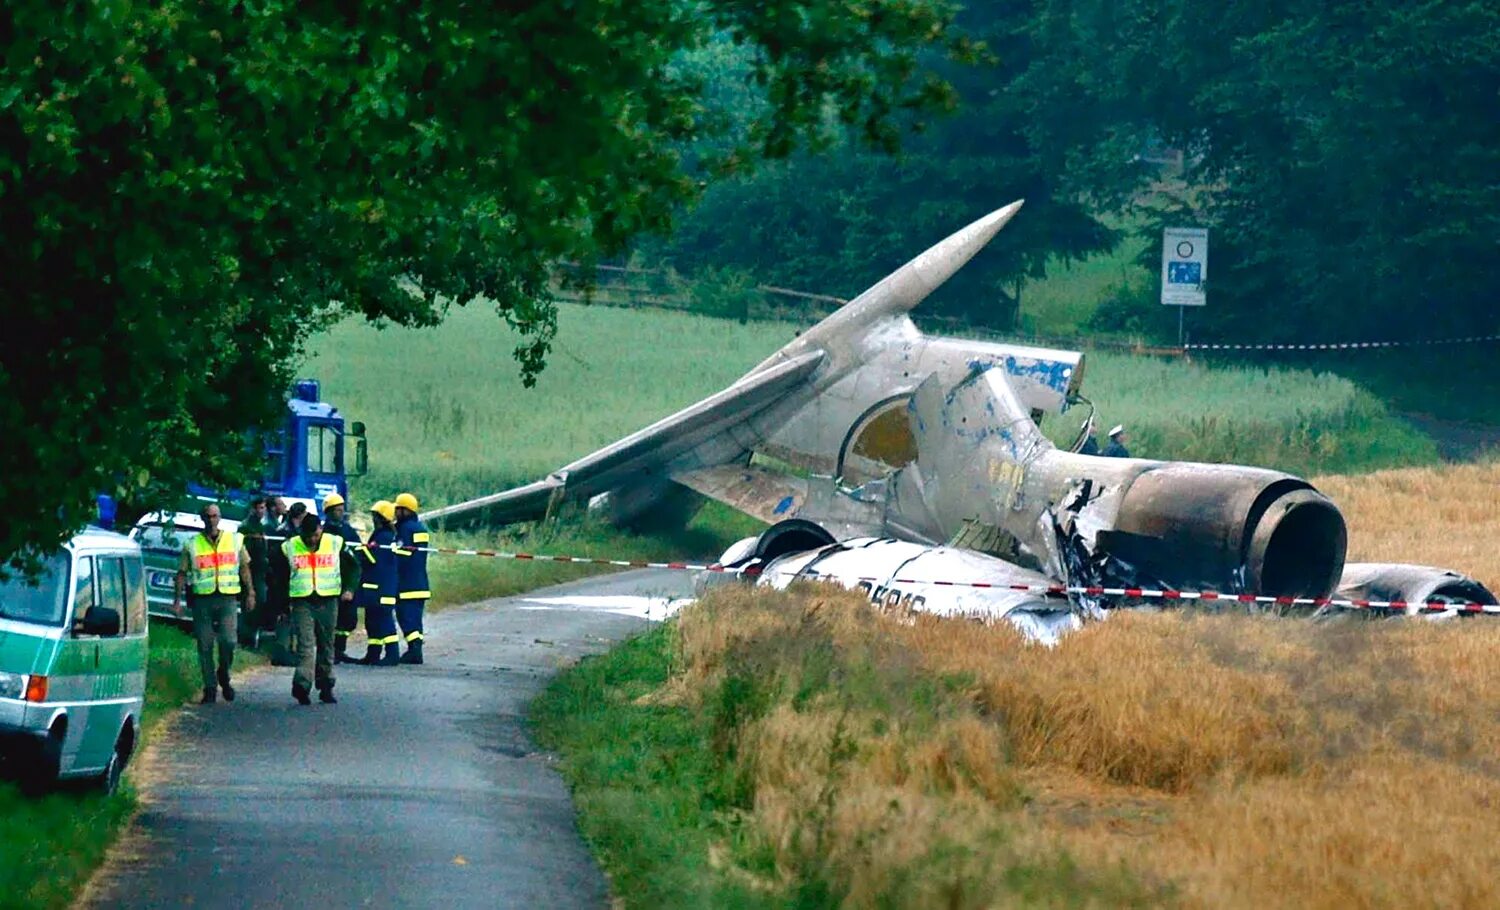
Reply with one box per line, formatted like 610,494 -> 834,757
0,0 -> 973,569
639,1 -> 1119,326
1018,1 -> 1500,343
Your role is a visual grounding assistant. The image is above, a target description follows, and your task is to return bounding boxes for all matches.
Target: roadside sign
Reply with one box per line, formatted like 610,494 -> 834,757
1161,227 -> 1208,307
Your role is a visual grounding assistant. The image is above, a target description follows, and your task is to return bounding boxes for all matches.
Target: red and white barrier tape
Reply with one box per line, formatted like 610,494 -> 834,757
790,571 -> 1500,616
348,541 -> 1500,616
1184,333 -> 1500,352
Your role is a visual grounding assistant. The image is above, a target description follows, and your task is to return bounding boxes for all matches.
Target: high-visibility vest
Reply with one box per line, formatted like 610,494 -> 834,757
185,532 -> 243,596
283,534 -> 342,598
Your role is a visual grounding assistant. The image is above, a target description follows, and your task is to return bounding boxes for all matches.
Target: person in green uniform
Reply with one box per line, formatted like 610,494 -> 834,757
238,496 -> 274,646
173,503 -> 254,704
271,513 -> 358,705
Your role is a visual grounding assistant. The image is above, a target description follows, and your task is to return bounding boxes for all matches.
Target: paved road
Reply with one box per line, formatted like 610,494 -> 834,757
82,569 -> 694,910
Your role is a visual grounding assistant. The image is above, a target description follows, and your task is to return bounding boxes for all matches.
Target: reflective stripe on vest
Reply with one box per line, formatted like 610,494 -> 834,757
283,535 -> 342,598
188,532 -> 242,595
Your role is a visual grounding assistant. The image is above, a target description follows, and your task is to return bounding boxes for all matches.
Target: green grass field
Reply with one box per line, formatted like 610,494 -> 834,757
311,300 -> 1437,511
1,624 -> 240,910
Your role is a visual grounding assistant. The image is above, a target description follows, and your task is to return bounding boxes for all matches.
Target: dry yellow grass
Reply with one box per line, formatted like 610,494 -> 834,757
670,463 -> 1500,909
1315,460 -> 1500,591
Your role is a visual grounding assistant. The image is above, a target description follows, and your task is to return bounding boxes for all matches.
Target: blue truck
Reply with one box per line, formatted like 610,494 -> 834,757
129,380 -> 368,621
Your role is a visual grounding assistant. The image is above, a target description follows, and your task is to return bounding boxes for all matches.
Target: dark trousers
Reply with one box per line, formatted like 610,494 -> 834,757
189,594 -> 237,688
364,600 -> 398,645
397,597 -> 426,642
291,596 -> 337,692
335,597 -> 358,646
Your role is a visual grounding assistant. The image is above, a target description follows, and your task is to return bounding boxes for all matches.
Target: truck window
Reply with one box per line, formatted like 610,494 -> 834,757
0,553 -> 71,626
306,425 -> 339,475
94,557 -> 128,637
123,557 -> 147,634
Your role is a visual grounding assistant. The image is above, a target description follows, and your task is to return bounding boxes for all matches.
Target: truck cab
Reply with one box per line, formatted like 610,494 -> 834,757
0,528 -> 147,795
132,379 -> 367,621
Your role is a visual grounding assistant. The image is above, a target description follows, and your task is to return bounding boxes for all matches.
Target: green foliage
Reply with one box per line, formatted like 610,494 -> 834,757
0,0 -> 973,570
1021,1 -> 1500,343
639,4 -> 1120,326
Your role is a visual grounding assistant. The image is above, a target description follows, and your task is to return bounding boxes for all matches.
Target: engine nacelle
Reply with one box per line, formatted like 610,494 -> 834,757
1337,563 -> 1497,615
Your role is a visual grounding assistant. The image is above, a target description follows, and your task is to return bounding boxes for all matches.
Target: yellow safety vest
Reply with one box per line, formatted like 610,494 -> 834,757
185,532 -> 243,596
283,534 -> 342,598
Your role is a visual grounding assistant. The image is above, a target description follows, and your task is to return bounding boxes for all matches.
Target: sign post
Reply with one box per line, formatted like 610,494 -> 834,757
1161,227 -> 1208,346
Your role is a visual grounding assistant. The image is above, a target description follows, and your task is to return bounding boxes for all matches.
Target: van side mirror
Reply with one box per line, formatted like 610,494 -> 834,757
80,606 -> 121,637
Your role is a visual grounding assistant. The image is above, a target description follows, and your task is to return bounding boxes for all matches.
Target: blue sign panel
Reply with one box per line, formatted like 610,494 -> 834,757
1167,261 -> 1202,284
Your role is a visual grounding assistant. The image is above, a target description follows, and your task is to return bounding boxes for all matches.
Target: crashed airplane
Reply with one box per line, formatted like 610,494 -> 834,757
426,201 -> 1497,642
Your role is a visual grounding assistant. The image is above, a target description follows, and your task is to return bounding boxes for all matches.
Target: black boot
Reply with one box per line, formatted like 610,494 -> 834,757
200,686 -> 217,705
216,668 -> 235,702
334,639 -> 352,664
358,644 -> 382,665
318,682 -> 338,704
398,640 -> 424,665
376,643 -> 401,667
292,682 -> 312,706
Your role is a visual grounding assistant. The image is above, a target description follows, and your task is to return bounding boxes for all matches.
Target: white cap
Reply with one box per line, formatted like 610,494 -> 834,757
1108,424 -> 1125,437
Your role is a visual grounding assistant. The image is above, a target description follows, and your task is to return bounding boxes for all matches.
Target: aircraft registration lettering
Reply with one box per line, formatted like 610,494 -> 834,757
854,580 -> 928,616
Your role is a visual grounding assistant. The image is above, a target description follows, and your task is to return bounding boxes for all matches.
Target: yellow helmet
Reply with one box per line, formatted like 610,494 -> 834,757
323,492 -> 346,511
394,492 -> 420,512
370,500 -> 396,523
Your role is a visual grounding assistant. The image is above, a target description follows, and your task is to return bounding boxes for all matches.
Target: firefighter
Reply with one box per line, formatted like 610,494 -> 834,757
173,503 -> 254,704
321,492 -> 362,664
356,500 -> 401,666
271,513 -> 357,704
392,492 -> 431,664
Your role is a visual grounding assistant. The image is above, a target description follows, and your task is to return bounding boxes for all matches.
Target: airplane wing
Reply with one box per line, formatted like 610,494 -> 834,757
421,350 -> 825,528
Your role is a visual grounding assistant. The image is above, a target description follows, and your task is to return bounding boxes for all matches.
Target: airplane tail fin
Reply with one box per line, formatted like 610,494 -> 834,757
746,200 -> 1025,378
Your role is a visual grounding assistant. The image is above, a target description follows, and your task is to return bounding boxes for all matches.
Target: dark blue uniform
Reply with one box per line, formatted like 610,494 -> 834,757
325,517 -> 362,651
357,526 -> 400,659
393,515 -> 431,646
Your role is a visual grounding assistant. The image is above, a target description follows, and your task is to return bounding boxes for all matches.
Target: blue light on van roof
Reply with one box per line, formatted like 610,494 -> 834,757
294,380 -> 321,403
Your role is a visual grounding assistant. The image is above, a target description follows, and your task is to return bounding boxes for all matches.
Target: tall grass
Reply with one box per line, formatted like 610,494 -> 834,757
310,303 -> 804,509
309,303 -> 1435,518
541,576 -> 1500,909
1063,352 -> 1438,475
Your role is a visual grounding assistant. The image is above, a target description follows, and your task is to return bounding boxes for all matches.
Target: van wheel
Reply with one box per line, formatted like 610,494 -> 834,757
97,726 -> 134,796
18,726 -> 63,797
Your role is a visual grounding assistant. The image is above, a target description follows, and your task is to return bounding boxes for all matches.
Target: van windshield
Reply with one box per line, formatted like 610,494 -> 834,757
0,553 -> 71,626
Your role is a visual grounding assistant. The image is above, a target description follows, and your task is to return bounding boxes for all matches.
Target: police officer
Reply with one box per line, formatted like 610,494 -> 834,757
321,493 -> 362,664
392,492 -> 431,665
272,513 -> 357,704
267,501 -> 307,666
356,500 -> 401,666
173,503 -> 254,704
1103,424 -> 1131,458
